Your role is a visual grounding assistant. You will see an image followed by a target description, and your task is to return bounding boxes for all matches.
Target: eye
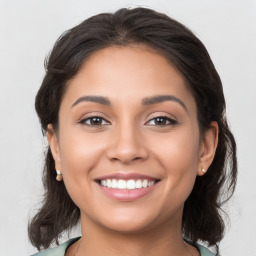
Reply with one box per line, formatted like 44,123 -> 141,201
79,116 -> 110,126
146,116 -> 177,126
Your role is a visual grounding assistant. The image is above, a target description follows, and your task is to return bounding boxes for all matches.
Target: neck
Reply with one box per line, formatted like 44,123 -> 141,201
75,212 -> 196,256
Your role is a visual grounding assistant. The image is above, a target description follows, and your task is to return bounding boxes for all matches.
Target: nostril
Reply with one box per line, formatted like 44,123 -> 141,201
105,136 -> 149,163
110,155 -> 145,164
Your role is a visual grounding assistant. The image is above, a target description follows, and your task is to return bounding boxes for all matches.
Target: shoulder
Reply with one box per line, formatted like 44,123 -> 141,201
196,243 -> 216,256
31,237 -> 80,256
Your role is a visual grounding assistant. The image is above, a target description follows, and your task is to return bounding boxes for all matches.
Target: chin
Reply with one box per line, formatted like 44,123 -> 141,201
101,217 -> 154,234
90,205 -> 169,234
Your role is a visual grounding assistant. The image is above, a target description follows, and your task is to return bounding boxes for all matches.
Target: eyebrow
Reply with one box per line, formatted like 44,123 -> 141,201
72,95 -> 111,107
142,95 -> 187,112
72,94 -> 187,112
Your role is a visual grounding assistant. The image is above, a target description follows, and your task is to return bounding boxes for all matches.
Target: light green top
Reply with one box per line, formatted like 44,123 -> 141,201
31,237 -> 216,256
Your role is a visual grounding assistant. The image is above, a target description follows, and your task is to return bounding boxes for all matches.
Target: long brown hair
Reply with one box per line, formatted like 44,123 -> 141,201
29,7 -> 237,254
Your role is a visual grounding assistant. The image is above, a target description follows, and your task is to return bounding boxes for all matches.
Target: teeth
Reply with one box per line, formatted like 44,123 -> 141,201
107,179 -> 111,187
100,179 -> 156,190
148,181 -> 154,186
127,179 -> 135,190
112,179 -> 118,188
102,180 -> 107,187
117,179 -> 126,189
135,179 -> 143,189
142,179 -> 148,188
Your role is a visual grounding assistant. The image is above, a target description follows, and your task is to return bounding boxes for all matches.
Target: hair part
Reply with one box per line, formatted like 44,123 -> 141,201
29,7 -> 237,253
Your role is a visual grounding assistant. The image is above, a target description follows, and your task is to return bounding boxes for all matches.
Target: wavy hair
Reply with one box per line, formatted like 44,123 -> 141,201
29,7 -> 237,254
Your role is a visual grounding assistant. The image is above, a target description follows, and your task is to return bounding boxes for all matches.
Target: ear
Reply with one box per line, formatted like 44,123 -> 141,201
46,124 -> 62,171
197,121 -> 219,176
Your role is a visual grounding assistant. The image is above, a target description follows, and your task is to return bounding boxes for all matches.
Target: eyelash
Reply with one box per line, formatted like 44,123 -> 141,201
79,115 -> 177,127
79,115 -> 110,127
146,116 -> 177,126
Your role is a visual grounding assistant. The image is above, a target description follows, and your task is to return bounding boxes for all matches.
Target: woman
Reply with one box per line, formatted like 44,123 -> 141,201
29,7 -> 237,256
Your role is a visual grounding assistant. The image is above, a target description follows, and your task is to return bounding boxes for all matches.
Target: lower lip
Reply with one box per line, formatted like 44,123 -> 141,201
98,183 -> 158,201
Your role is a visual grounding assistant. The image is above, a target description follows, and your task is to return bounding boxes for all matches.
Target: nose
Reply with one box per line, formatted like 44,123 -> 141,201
106,124 -> 149,164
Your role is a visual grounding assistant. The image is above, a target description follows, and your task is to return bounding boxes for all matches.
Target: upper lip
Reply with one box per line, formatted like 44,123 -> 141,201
94,172 -> 160,181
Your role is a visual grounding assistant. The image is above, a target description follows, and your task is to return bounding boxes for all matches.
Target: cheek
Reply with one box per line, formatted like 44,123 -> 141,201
57,129 -> 106,201
153,126 -> 199,164
59,128 -> 105,173
150,127 -> 200,197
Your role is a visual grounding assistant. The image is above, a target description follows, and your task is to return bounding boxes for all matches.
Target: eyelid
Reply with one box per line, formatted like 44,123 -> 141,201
145,113 -> 178,126
78,112 -> 110,121
78,112 -> 111,126
146,112 -> 177,121
77,112 -> 178,127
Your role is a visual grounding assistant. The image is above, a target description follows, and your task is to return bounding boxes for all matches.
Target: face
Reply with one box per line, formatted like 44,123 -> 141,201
48,44 -> 217,234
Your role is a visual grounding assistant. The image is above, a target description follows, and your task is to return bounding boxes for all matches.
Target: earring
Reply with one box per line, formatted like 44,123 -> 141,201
201,168 -> 206,174
56,170 -> 63,181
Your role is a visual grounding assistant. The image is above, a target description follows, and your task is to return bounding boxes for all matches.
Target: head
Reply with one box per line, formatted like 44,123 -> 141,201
29,7 -> 237,253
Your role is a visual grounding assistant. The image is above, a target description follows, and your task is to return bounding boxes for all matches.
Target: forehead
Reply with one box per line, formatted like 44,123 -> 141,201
62,44 -> 196,112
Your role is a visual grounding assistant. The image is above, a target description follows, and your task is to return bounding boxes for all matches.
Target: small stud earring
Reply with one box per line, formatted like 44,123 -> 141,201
56,170 -> 63,181
202,168 -> 206,174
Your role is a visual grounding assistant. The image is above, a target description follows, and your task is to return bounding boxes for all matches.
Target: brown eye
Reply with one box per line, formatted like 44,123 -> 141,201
146,116 -> 177,126
80,116 -> 110,126
90,117 -> 103,125
154,117 -> 168,125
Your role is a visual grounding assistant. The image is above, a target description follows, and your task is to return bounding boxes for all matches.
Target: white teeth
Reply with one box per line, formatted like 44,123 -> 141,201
149,181 -> 154,187
142,179 -> 148,188
135,179 -> 143,189
100,179 -> 156,190
127,179 -> 136,190
107,179 -> 111,187
117,179 -> 127,189
112,179 -> 118,188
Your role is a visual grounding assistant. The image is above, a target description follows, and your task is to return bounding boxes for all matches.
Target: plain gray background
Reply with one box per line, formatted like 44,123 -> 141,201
0,0 -> 255,255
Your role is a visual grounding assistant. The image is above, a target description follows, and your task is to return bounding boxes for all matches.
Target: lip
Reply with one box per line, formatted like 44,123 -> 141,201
98,184 -> 158,201
95,172 -> 160,201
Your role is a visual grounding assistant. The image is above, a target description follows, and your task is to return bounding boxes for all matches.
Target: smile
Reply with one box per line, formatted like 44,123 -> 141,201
95,172 -> 160,201
100,179 -> 156,190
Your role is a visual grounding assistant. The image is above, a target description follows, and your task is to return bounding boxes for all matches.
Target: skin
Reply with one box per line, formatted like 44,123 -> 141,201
47,44 -> 218,256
